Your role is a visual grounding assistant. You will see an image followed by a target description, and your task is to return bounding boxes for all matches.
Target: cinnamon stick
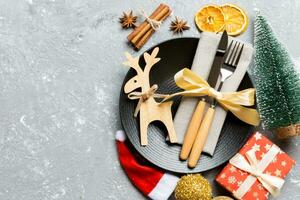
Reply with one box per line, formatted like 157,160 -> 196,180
131,5 -> 170,45
127,4 -> 166,41
135,28 -> 153,50
135,9 -> 171,49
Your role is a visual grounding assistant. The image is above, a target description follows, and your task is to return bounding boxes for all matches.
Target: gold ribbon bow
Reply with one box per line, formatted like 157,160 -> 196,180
128,84 -> 168,117
163,68 -> 260,126
230,145 -> 285,199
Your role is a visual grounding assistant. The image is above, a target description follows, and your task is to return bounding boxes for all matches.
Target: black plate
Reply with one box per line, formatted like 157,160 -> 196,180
119,38 -> 253,173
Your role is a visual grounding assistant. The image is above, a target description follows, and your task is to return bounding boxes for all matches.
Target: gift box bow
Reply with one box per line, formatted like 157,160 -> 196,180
229,145 -> 284,199
163,68 -> 260,126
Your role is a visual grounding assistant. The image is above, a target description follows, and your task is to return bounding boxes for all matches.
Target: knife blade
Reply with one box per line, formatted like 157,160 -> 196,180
207,30 -> 228,88
180,31 -> 228,161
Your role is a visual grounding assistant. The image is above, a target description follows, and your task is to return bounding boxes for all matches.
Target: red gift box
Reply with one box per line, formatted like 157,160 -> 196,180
216,132 -> 295,200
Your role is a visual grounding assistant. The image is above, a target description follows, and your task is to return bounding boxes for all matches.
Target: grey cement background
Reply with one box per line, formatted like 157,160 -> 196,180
0,0 -> 299,199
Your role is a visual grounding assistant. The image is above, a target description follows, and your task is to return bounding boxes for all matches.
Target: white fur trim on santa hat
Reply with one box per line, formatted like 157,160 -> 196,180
148,173 -> 179,200
115,130 -> 127,142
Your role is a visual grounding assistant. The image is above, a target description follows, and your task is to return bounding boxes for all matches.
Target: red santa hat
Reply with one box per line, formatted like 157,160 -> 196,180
116,130 -> 179,200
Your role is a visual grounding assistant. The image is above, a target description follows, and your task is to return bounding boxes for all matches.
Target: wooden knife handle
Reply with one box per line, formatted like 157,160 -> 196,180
188,106 -> 215,168
180,99 -> 206,160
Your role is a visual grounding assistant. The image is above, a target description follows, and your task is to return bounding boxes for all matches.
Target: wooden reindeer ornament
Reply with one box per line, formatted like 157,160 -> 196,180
123,47 -> 177,146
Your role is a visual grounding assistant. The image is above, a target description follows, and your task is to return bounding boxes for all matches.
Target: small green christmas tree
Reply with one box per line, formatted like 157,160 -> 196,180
254,14 -> 300,138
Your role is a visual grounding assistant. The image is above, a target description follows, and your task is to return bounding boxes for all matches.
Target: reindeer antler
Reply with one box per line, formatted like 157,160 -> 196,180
144,47 -> 161,74
123,52 -> 142,74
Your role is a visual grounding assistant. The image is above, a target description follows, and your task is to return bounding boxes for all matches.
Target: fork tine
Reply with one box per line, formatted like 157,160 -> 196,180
233,44 -> 244,67
231,42 -> 241,66
226,41 -> 237,65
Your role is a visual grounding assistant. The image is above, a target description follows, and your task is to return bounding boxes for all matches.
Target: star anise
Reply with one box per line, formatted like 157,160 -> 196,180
119,11 -> 137,29
170,17 -> 190,34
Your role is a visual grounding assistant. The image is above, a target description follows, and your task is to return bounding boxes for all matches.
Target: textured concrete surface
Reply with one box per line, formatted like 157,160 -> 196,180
0,0 -> 299,199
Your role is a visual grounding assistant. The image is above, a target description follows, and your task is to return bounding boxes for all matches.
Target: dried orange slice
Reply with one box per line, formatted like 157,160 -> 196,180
195,5 -> 225,33
220,4 -> 248,36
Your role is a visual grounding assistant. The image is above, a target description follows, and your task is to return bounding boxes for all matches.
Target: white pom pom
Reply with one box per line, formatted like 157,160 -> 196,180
115,130 -> 127,142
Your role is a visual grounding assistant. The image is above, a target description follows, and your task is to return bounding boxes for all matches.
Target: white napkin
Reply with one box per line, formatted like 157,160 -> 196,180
173,32 -> 253,156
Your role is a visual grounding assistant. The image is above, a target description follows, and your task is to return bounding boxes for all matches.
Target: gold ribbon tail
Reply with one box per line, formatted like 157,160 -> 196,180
217,101 -> 260,126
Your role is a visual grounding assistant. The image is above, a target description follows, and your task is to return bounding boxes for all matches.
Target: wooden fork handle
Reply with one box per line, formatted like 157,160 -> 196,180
180,99 -> 206,160
188,106 -> 215,168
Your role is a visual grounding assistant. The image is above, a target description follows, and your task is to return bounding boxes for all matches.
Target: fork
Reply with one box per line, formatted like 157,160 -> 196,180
188,41 -> 244,168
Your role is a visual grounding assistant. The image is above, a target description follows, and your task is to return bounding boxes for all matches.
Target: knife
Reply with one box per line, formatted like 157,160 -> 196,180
180,31 -> 228,161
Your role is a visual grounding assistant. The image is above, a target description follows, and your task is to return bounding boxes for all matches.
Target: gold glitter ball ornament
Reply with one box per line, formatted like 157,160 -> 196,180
175,174 -> 212,200
213,196 -> 233,200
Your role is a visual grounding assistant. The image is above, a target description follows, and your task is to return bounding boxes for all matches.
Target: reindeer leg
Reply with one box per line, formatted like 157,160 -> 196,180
160,102 -> 177,143
140,110 -> 149,146
165,115 -> 177,143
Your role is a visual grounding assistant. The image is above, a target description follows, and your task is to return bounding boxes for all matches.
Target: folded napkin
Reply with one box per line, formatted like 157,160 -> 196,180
173,32 -> 253,156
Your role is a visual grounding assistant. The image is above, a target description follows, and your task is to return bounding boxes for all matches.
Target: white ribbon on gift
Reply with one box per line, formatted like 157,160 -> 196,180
229,145 -> 285,199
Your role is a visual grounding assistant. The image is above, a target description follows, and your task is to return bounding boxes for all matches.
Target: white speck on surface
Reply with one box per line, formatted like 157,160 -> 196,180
86,146 -> 91,152
290,178 -> 300,187
75,114 -> 86,126
25,0 -> 33,5
20,115 -> 29,128
32,166 -> 45,176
